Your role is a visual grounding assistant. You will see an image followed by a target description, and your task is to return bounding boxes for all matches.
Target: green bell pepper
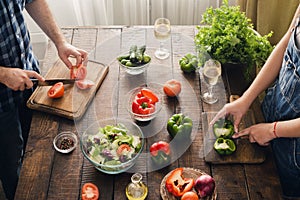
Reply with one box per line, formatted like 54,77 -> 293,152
213,138 -> 236,155
213,118 -> 234,138
167,113 -> 193,138
179,53 -> 198,73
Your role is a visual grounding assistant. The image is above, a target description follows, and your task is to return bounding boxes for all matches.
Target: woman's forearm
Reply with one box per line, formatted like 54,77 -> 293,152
241,4 -> 300,107
275,118 -> 300,138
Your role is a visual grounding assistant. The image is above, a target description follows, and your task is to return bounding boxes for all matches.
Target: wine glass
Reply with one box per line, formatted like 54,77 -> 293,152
201,59 -> 222,104
154,18 -> 171,60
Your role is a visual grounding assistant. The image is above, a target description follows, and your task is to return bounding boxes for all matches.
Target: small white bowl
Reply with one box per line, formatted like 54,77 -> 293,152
117,54 -> 151,75
53,132 -> 78,154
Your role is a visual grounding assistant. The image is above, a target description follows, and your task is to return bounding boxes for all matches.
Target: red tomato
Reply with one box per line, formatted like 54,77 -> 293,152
163,79 -> 181,97
75,79 -> 95,90
141,88 -> 159,103
117,144 -> 131,156
81,183 -> 99,200
47,82 -> 64,98
70,64 -> 87,80
181,191 -> 199,200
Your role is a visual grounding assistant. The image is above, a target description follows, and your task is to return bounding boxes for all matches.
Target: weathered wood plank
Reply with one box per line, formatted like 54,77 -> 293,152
79,27 -> 122,200
46,28 -> 98,200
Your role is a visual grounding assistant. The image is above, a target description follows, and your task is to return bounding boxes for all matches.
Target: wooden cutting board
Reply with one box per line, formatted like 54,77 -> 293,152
27,59 -> 108,120
202,111 -> 266,164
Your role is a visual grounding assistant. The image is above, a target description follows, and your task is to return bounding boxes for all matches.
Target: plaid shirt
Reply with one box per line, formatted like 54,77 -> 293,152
0,0 -> 39,112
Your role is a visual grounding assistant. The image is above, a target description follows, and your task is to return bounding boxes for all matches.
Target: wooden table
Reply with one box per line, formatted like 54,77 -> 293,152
15,26 -> 282,200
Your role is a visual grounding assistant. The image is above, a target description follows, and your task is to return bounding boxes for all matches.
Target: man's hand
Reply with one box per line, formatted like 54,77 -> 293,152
56,42 -> 88,69
0,67 -> 44,91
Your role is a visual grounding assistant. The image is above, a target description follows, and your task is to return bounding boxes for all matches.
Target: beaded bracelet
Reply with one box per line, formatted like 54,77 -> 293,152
273,121 -> 278,138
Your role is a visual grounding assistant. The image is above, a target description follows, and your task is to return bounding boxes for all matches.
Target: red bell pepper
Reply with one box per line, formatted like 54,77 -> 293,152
165,168 -> 194,197
132,91 -> 156,115
150,141 -> 171,165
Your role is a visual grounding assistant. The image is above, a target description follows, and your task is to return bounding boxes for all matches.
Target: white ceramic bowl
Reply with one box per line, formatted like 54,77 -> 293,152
117,54 -> 151,75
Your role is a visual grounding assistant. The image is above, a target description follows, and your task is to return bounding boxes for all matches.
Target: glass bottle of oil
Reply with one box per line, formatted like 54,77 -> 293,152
125,173 -> 148,200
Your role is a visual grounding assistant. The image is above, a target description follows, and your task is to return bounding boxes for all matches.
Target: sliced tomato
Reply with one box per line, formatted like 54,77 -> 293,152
117,144 -> 131,156
47,82 -> 64,98
82,183 -> 99,200
75,79 -> 95,90
70,63 -> 87,80
141,88 -> 159,103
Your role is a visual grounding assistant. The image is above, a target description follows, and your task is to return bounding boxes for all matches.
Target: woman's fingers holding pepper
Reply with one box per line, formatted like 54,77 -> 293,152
232,128 -> 249,139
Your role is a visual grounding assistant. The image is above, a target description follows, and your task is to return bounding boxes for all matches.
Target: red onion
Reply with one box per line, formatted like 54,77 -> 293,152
194,174 -> 215,198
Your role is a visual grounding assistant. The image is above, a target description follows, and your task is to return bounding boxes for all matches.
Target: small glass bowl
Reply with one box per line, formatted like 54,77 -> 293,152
126,86 -> 162,121
53,132 -> 78,154
117,55 -> 151,75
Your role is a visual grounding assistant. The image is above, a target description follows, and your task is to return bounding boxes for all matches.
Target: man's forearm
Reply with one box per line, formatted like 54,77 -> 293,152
25,0 -> 66,48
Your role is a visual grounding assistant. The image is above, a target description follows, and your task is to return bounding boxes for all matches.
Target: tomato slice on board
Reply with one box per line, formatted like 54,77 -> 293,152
47,82 -> 64,98
141,88 -> 159,103
70,64 -> 87,80
75,79 -> 95,90
81,183 -> 99,200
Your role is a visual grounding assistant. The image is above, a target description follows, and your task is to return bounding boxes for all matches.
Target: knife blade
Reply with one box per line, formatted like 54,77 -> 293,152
31,78 -> 76,86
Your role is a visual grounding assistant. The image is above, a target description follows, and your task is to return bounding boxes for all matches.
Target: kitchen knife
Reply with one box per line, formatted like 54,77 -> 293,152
31,78 -> 76,86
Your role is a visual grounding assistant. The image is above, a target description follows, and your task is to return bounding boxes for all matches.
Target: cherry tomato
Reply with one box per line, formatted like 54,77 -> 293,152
181,191 -> 199,200
117,144 -> 131,156
75,79 -> 95,90
81,183 -> 99,200
70,64 -> 87,80
141,88 -> 159,103
47,82 -> 64,98
163,79 -> 181,97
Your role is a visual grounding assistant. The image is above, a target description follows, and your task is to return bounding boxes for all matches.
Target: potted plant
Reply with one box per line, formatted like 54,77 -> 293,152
195,0 -> 274,81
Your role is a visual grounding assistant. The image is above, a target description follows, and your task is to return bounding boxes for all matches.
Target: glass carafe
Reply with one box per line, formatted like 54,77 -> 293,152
125,173 -> 148,200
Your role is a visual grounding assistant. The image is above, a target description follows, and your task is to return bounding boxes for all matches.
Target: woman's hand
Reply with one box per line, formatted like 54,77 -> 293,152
210,97 -> 251,133
0,67 -> 44,91
56,42 -> 88,69
232,123 -> 275,146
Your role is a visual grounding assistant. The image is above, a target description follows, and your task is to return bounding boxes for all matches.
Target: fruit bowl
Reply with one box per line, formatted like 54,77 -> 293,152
126,86 -> 162,121
80,118 -> 144,174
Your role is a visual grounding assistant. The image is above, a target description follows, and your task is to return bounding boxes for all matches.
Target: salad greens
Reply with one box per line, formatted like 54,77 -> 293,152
195,0 -> 274,80
86,123 -> 142,166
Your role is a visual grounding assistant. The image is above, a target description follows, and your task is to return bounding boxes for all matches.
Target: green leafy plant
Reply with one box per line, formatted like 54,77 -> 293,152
195,0 -> 274,80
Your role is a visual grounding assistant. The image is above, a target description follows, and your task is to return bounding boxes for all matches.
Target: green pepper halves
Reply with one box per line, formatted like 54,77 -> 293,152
179,53 -> 198,73
213,138 -> 236,155
167,113 -> 193,138
213,118 -> 236,155
213,118 -> 234,138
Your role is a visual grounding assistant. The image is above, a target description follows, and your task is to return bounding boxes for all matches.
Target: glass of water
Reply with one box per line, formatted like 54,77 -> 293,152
201,59 -> 222,104
154,18 -> 171,60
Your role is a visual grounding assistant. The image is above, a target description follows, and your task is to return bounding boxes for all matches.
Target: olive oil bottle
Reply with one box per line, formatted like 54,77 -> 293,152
126,173 -> 148,200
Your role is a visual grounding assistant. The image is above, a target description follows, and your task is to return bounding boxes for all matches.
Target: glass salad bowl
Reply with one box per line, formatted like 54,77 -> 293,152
80,118 -> 144,174
126,86 -> 163,122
